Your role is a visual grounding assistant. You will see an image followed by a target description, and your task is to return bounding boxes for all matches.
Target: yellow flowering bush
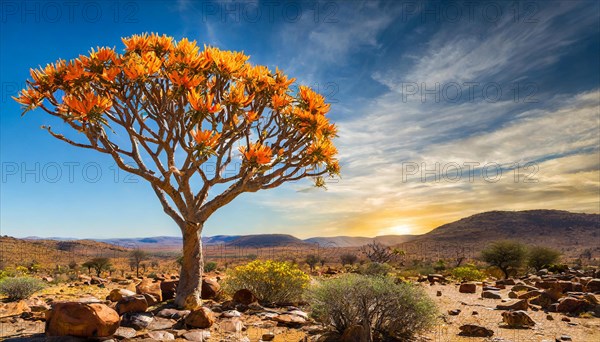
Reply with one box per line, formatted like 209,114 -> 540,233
223,260 -> 310,304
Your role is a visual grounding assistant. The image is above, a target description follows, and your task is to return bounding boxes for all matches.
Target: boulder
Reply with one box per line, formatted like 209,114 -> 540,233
201,278 -> 220,299
496,279 -> 516,286
160,280 -> 178,300
142,293 -> 160,306
262,332 -> 276,341
501,310 -> 535,328
508,291 -> 518,299
586,279 -> 600,293
157,308 -> 190,319
185,307 -> 215,329
136,278 -> 162,302
557,297 -> 588,313
107,288 -> 136,302
147,316 -> 176,330
273,313 -> 306,326
182,330 -> 211,341
45,302 -> 120,337
116,295 -> 148,315
497,299 -> 528,311
459,283 -> 477,294
233,289 -> 258,305
512,284 -> 537,292
482,291 -> 502,299
458,324 -> 494,337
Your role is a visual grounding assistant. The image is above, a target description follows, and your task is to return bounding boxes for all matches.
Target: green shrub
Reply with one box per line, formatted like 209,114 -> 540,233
360,262 -> 392,277
308,274 -> 437,340
527,246 -> 561,271
451,265 -> 486,281
223,260 -> 310,304
546,264 -> 569,273
204,261 -> 218,272
0,277 -> 45,301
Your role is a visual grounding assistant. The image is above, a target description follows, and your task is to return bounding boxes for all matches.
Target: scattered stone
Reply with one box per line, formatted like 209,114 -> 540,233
519,290 -> 542,300
147,330 -> 175,340
147,316 -> 176,330
436,290 -> 442,296
557,335 -> 572,341
482,291 -> 502,299
121,312 -> 154,330
136,278 -> 163,302
546,314 -> 554,320
512,284 -> 538,292
459,283 -> 477,294
157,308 -> 190,319
557,297 -> 587,313
185,307 -> 215,329
483,286 -> 501,291
508,291 -> 518,299
114,326 -> 137,339
274,313 -> 307,326
427,274 -> 445,283
116,295 -> 148,315
448,309 -> 461,315
45,302 -> 120,337
472,311 -> 478,315
261,332 -> 276,341
497,299 -> 528,311
561,317 -> 571,322
458,324 -> 494,337
222,310 -> 242,318
142,293 -> 160,306
220,317 -> 244,332
233,289 -> 258,305
586,279 -> 600,293
0,300 -> 31,318
496,279 -> 516,286
201,278 -> 220,299
160,280 -> 178,300
182,329 -> 211,341
502,310 -> 535,328
107,288 -> 136,302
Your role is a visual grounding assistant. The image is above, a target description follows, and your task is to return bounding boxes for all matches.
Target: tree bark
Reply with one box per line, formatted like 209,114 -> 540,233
174,223 -> 204,309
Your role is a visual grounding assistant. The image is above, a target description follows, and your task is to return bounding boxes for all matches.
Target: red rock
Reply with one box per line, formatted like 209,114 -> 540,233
185,307 -> 215,328
459,283 -> 477,294
201,278 -> 220,299
136,278 -> 162,302
45,302 -> 120,337
160,280 -> 178,300
106,288 -> 135,302
232,289 -> 258,305
116,295 -> 148,315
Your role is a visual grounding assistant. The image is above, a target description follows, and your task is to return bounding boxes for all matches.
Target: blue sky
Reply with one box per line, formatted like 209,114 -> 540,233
1,0 -> 599,239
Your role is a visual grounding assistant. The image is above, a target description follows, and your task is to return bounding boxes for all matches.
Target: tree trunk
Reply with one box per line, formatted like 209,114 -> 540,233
175,223 -> 204,309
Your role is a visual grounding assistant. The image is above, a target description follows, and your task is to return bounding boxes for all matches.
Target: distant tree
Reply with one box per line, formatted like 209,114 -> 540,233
305,254 -> 320,272
340,253 -> 358,266
129,249 -> 149,277
81,261 -> 94,275
481,241 -> 527,279
320,258 -> 326,267
141,263 -> 148,273
361,242 -> 395,263
527,246 -> 561,271
84,257 -> 112,277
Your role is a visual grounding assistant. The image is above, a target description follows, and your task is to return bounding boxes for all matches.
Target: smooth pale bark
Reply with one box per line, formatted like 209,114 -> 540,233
174,224 -> 204,309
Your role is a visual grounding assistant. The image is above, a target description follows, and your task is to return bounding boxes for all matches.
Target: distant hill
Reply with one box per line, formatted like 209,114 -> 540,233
226,234 -> 310,247
398,210 -> 600,257
305,235 -> 416,247
0,236 -> 129,268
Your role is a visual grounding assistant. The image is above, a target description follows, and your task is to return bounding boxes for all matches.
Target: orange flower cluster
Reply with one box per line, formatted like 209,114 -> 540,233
187,89 -> 221,113
14,33 -> 339,177
190,128 -> 221,149
61,91 -> 113,119
240,143 -> 273,165
225,82 -> 254,107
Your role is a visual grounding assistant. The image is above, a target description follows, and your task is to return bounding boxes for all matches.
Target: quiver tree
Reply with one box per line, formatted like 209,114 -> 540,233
14,33 -> 340,309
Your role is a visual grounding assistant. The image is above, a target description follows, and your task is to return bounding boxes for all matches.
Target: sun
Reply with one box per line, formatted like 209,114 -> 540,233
383,224 -> 413,235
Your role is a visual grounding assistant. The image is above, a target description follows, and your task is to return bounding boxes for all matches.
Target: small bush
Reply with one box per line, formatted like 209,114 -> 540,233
308,274 -> 437,340
340,253 -> 358,265
360,262 -> 392,277
451,265 -> 486,281
204,261 -> 218,272
223,260 -> 310,304
527,246 -> 561,271
0,277 -> 45,301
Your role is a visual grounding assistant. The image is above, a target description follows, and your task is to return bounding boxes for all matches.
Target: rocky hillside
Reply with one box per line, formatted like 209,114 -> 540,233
399,210 -> 600,257
305,235 -> 416,247
0,236 -> 129,268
